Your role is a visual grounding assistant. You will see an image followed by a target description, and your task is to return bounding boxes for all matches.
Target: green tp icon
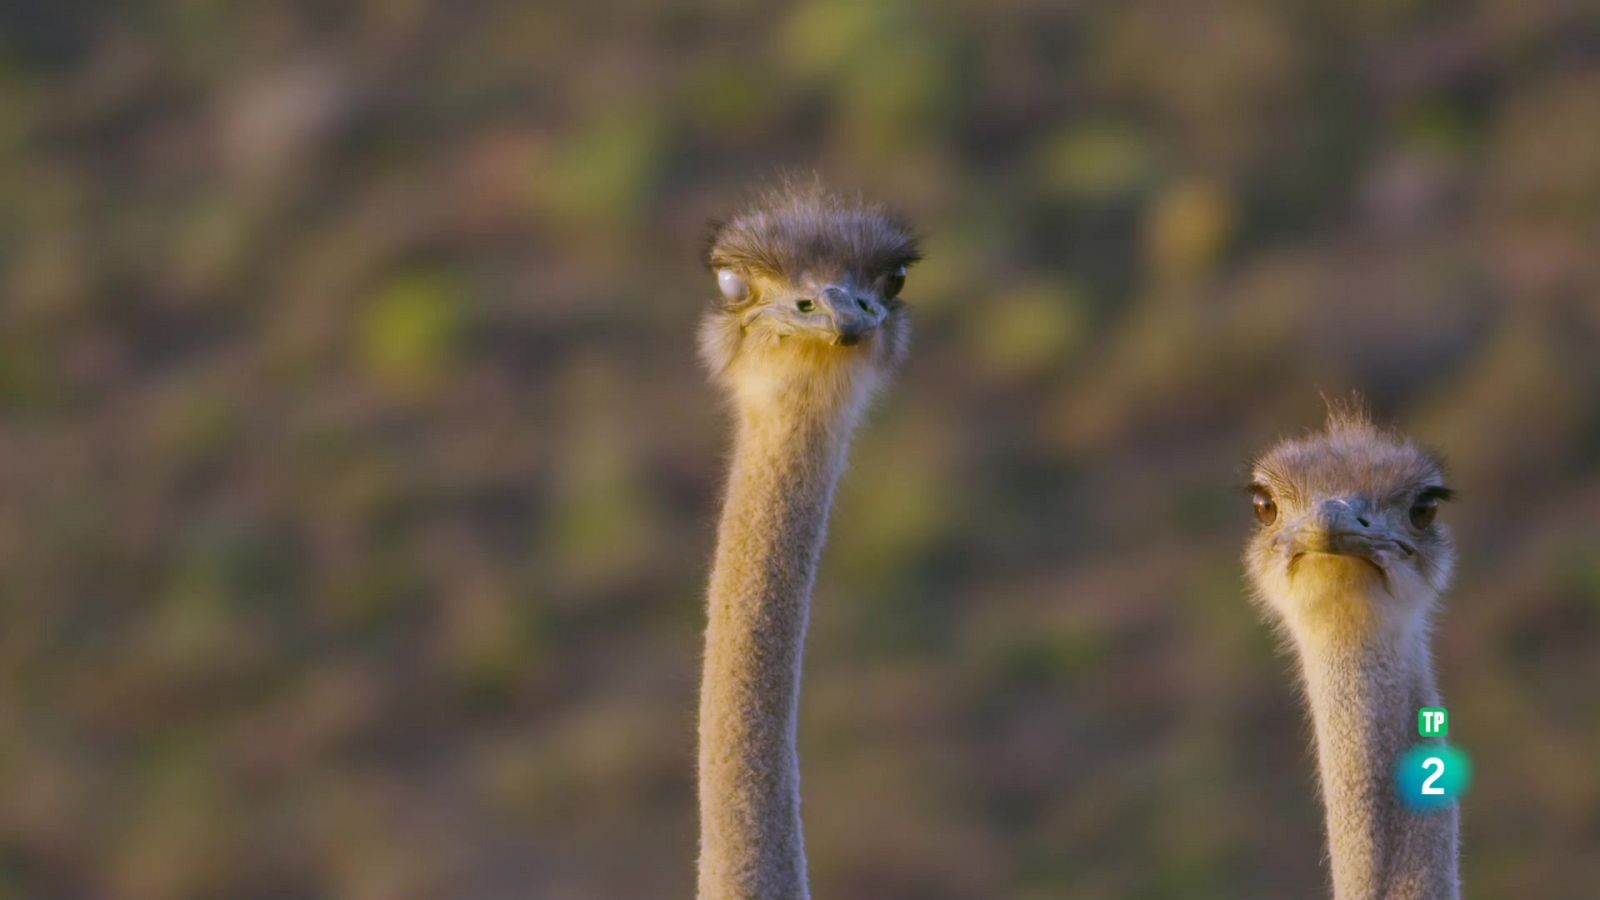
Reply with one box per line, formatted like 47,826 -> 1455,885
1418,707 -> 1448,738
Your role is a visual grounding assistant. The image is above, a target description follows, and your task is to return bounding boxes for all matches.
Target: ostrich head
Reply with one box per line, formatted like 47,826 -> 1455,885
700,183 -> 920,410
1244,403 -> 1456,644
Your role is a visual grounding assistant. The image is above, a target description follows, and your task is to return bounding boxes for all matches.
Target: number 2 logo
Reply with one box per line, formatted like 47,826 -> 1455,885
1396,741 -> 1469,809
1420,756 -> 1445,796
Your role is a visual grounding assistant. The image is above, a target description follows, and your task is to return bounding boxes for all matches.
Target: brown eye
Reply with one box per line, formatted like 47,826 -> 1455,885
883,265 -> 906,300
1251,489 -> 1277,526
1409,496 -> 1438,529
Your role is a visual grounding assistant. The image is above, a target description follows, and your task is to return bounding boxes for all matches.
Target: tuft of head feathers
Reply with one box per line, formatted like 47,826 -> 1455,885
1250,397 -> 1448,510
706,178 -> 921,282
1322,393 -> 1374,433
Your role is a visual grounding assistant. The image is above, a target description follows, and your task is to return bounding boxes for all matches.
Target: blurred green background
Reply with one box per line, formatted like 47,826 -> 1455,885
2,1 -> 1599,898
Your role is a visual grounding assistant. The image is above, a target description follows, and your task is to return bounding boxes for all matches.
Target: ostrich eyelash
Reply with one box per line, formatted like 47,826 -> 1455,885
1417,486 -> 1456,503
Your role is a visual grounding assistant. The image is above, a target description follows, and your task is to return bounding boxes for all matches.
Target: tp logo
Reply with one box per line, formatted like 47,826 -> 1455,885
1396,707 -> 1472,811
1418,707 -> 1448,737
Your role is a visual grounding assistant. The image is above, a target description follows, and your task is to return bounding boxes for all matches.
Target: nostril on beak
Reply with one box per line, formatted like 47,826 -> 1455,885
1356,515 -> 1371,528
856,297 -> 871,312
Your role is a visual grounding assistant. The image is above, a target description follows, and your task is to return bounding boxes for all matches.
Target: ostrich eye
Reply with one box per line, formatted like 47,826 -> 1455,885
883,265 -> 907,300
717,269 -> 749,304
1251,488 -> 1277,526
1409,496 -> 1438,529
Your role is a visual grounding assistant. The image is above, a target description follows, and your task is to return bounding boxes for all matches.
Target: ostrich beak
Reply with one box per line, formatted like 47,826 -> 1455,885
1290,497 -> 1416,563
816,285 -> 878,347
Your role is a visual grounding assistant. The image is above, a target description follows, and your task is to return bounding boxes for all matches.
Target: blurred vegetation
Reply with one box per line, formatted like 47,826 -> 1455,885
1,1 -> 1599,898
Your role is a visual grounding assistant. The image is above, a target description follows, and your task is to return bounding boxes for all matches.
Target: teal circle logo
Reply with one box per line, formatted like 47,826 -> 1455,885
1395,743 -> 1472,811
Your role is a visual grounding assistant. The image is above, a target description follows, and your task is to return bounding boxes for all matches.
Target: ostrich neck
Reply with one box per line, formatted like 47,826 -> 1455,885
697,392 -> 861,900
1293,624 -> 1459,900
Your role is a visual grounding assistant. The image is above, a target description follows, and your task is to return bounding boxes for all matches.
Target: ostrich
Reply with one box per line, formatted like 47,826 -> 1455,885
1243,402 -> 1460,899
695,183 -> 920,900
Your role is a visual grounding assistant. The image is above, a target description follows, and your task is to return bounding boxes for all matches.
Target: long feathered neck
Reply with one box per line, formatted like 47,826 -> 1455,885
1289,617 -> 1459,900
697,372 -> 869,900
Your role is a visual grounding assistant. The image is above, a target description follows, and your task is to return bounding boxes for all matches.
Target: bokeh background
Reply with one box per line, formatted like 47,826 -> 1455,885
3,1 -> 1599,897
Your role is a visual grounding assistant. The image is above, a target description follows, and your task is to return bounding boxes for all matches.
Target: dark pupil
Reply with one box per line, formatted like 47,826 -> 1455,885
885,272 -> 905,298
1410,500 -> 1437,527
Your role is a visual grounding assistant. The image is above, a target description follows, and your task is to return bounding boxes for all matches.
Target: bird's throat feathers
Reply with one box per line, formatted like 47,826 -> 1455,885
1263,553 -> 1436,650
701,312 -> 890,434
1285,555 -> 1386,646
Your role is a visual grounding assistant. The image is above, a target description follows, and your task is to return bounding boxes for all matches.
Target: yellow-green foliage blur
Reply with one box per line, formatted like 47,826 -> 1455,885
2,2 -> 1599,898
